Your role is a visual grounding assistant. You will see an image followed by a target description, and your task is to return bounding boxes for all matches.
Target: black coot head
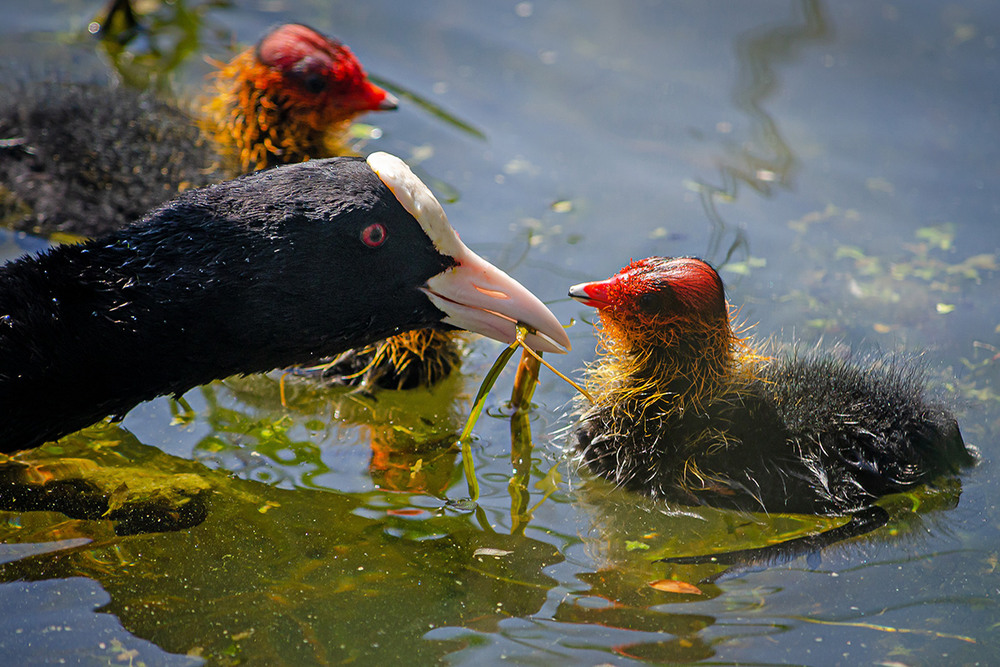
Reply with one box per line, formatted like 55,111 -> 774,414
161,153 -> 570,360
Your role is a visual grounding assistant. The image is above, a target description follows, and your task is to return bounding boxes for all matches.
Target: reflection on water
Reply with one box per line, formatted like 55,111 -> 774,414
0,577 -> 200,665
695,0 -> 831,265
1,0 -> 999,664
193,372 -> 468,496
0,448 -> 563,664
94,0 -> 232,92
548,478 -> 972,662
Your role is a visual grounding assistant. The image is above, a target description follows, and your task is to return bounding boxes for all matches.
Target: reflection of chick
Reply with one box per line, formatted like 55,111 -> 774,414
570,257 -> 975,515
1,24 -> 395,237
367,425 -> 459,496
208,369 -> 468,496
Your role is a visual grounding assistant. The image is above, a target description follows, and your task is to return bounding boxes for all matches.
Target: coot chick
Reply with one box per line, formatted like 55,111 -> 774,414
201,23 -> 397,173
0,152 -> 570,452
569,257 -> 974,515
0,23 -> 395,237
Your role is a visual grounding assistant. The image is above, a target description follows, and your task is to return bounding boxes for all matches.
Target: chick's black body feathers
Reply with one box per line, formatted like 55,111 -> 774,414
0,81 -> 223,236
577,350 -> 973,515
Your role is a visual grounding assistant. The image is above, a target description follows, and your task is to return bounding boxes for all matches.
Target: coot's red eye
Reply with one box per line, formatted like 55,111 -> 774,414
361,223 -> 387,247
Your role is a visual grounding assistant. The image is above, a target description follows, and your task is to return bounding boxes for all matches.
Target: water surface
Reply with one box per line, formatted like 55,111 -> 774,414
2,1 -> 998,664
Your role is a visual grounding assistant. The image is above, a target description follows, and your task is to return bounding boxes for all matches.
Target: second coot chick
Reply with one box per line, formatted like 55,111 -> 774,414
201,23 -> 397,173
0,23 -> 395,238
569,257 -> 974,515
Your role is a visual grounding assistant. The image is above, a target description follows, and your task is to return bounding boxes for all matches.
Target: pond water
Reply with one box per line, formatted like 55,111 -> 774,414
2,0 -> 999,664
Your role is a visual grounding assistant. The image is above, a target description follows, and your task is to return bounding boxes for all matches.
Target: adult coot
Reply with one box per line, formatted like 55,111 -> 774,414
0,152 -> 570,452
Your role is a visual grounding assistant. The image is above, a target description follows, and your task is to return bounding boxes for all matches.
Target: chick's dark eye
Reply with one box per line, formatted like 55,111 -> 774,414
291,59 -> 328,94
301,73 -> 327,94
361,223 -> 387,248
638,292 -> 660,312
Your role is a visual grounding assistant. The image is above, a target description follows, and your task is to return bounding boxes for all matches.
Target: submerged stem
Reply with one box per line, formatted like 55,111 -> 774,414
457,338 -> 519,501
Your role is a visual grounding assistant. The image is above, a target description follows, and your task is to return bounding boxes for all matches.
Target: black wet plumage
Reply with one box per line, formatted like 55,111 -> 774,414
577,350 -> 973,514
0,157 -> 457,452
0,81 -> 223,237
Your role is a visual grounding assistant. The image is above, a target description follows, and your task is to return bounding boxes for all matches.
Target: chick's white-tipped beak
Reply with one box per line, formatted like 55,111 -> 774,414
423,245 -> 570,353
368,151 -> 570,354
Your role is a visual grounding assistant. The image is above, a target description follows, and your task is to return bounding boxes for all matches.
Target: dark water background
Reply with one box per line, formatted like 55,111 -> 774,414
1,1 -> 999,664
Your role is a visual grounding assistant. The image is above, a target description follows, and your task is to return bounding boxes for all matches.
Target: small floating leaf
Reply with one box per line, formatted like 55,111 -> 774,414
348,123 -> 382,140
625,540 -> 650,552
946,253 -> 997,280
257,500 -> 281,514
386,508 -> 426,517
722,256 -> 767,275
474,548 -> 514,558
648,579 -> 703,595
806,318 -> 837,330
916,223 -> 955,251
865,177 -> 895,195
447,498 -> 479,512
835,245 -> 868,261
936,303 -> 956,314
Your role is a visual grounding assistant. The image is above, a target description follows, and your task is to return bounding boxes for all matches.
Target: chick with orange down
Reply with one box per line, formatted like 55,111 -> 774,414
1,23 -> 396,238
214,25 -> 459,390
201,23 -> 396,173
569,257 -> 975,515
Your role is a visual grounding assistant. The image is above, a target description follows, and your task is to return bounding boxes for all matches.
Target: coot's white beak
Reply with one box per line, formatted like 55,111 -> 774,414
368,151 -> 570,354
422,247 -> 571,354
